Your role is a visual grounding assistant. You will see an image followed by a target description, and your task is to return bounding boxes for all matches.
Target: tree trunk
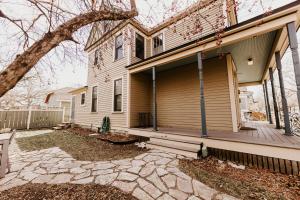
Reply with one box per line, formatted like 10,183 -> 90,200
0,7 -> 137,97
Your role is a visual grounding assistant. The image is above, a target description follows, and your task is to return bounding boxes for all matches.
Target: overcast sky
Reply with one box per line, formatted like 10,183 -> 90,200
0,0 -> 296,91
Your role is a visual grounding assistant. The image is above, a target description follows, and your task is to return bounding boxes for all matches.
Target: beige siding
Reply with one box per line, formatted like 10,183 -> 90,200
74,26 -> 130,130
163,0 -> 224,52
129,57 -> 233,131
129,73 -> 152,127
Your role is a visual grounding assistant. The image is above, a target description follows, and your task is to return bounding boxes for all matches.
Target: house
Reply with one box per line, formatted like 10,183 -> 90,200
45,87 -> 75,122
70,0 -> 300,174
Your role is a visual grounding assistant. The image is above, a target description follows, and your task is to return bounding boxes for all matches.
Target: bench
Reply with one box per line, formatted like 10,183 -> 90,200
0,130 -> 16,178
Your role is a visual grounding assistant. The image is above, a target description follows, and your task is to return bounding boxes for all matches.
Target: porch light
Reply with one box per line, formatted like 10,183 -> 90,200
248,58 -> 254,66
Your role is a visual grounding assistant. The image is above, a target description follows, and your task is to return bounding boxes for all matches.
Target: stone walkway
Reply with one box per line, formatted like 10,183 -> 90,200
0,130 -> 238,200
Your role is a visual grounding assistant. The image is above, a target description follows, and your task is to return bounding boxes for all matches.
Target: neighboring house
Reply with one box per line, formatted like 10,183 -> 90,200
239,87 -> 255,121
45,87 -> 75,122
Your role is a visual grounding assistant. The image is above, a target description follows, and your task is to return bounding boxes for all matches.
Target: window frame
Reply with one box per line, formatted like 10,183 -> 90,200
80,92 -> 86,106
114,33 -> 124,61
112,77 -> 123,113
135,33 -> 145,60
94,49 -> 99,66
91,86 -> 98,113
152,33 -> 164,56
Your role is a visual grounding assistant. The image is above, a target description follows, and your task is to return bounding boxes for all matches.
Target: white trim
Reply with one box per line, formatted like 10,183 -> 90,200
126,71 -> 131,128
112,76 -> 124,113
226,54 -> 238,132
151,31 -> 165,56
80,92 -> 86,106
90,85 -> 98,113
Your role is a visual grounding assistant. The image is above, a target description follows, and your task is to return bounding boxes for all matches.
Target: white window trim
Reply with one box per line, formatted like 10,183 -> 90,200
80,92 -> 86,106
90,85 -> 98,113
112,76 -> 124,113
151,31 -> 165,56
113,32 -> 125,61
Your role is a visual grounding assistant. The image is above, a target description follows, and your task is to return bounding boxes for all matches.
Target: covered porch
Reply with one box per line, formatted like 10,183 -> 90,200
126,1 -> 300,173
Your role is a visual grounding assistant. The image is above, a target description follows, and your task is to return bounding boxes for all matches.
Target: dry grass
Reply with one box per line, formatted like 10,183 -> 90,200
16,130 -> 148,161
0,183 -> 137,200
179,157 -> 300,200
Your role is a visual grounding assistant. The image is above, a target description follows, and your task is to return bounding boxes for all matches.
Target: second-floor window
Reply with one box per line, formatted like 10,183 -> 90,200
115,34 -> 123,60
91,86 -> 97,112
94,49 -> 99,65
113,79 -> 122,112
153,33 -> 163,55
135,33 -> 144,60
81,92 -> 85,105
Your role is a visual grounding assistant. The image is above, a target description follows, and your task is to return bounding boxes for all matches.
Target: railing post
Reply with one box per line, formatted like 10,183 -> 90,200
275,52 -> 292,135
264,80 -> 273,124
197,52 -> 207,137
152,66 -> 157,131
269,68 -> 281,129
287,22 -> 300,111
27,107 -> 32,130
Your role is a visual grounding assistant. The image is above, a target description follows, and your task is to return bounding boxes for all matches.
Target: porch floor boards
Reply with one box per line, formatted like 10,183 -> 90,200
139,121 -> 300,149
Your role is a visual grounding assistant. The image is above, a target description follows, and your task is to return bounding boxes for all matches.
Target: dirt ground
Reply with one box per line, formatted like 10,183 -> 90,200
0,183 -> 137,200
179,157 -> 300,200
16,130 -> 148,161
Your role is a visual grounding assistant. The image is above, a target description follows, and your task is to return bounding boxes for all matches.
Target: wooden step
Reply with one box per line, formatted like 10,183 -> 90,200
53,126 -> 63,130
149,138 -> 200,152
146,143 -> 198,158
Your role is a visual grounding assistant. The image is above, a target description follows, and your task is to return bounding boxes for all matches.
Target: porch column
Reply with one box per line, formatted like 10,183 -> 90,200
262,83 -> 270,122
152,66 -> 157,131
287,22 -> 300,110
197,52 -> 207,137
275,52 -> 292,135
269,68 -> 281,129
264,80 -> 273,124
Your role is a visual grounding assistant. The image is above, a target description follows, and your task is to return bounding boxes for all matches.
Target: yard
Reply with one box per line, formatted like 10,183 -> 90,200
179,157 -> 300,200
16,129 -> 148,161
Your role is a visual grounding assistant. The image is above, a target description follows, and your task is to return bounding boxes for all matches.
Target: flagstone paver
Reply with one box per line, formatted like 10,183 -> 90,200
0,130 -> 238,200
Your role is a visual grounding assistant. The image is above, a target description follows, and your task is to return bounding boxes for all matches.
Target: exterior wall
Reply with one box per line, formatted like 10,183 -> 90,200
47,88 -> 74,107
73,26 -> 130,130
154,0 -> 225,55
129,57 -> 234,132
129,73 -> 152,127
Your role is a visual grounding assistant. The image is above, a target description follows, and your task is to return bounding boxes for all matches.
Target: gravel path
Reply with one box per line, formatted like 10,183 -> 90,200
0,131 -> 238,200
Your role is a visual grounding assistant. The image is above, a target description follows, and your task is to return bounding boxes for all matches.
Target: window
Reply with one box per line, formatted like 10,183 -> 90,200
91,86 -> 97,112
115,34 -> 123,60
135,33 -> 145,60
80,93 -> 86,105
94,49 -> 99,66
153,33 -> 163,55
113,79 -> 122,112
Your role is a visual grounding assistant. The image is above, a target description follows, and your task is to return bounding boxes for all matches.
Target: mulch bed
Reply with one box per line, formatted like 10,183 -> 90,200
70,127 -> 148,144
0,183 -> 137,200
16,131 -> 148,161
179,157 -> 300,200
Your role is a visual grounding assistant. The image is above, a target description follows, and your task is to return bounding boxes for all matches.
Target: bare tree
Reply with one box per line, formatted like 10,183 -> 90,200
0,0 -> 138,97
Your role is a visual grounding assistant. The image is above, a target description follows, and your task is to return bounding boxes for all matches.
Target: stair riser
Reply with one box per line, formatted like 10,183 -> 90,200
146,144 -> 198,159
150,138 -> 200,151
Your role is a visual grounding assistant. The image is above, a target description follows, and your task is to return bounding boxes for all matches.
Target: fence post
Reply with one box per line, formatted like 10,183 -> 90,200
27,107 -> 32,130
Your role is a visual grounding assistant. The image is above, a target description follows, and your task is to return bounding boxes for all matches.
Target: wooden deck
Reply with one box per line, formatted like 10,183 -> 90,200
134,121 -> 300,150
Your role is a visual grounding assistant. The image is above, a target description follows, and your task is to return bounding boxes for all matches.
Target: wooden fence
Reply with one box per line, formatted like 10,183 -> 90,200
0,109 -> 63,130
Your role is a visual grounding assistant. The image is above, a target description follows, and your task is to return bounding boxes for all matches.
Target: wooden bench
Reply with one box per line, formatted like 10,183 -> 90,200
0,130 -> 16,178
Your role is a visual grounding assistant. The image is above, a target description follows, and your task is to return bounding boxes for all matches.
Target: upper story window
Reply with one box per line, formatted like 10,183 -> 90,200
80,92 -> 86,105
153,33 -> 163,55
113,78 -> 122,112
91,86 -> 97,112
94,49 -> 99,66
135,33 -> 145,60
115,34 -> 123,60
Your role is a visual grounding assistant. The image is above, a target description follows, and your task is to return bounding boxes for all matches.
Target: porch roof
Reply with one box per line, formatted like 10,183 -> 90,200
127,1 -> 300,85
